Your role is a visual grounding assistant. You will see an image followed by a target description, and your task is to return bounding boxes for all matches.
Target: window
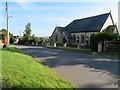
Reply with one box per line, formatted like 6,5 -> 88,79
55,34 -> 58,42
81,34 -> 85,43
86,36 -> 89,46
72,34 -> 76,43
77,36 -> 79,43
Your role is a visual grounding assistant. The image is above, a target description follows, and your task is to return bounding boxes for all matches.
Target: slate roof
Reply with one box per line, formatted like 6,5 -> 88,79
65,13 -> 110,33
62,31 -> 71,39
56,26 -> 64,34
51,26 -> 64,37
56,27 -> 72,39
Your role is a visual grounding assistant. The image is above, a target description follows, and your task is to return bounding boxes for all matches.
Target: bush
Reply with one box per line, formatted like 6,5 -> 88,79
10,37 -> 16,44
90,34 -> 98,51
90,32 -> 119,51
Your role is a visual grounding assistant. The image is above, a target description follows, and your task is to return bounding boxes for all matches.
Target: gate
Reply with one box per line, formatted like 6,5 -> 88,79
107,41 -> 120,52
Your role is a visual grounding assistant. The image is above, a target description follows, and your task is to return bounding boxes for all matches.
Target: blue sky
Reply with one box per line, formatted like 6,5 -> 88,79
0,1 -> 119,37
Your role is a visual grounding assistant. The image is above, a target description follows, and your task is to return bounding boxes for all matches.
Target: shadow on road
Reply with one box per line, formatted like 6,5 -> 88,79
19,47 -> 119,77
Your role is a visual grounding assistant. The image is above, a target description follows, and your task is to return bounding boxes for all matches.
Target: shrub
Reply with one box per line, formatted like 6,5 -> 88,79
90,32 -> 119,51
10,37 -> 16,44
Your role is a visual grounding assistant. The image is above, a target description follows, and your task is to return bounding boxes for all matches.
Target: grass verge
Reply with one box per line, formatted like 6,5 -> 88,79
1,46 -> 74,88
46,46 -> 119,58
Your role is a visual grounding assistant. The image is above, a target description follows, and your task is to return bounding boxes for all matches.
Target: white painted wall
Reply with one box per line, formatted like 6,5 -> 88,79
100,15 -> 113,32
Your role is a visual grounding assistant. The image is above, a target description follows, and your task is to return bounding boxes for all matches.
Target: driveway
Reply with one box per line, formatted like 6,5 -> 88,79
14,45 -> 119,88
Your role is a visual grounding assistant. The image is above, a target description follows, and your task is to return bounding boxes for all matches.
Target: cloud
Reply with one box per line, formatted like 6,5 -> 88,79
16,2 -> 31,10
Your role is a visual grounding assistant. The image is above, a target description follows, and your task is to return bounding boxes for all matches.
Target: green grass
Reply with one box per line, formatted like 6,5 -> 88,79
1,46 -> 74,88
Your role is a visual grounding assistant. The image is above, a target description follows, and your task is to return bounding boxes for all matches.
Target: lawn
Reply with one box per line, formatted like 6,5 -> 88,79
1,46 -> 74,88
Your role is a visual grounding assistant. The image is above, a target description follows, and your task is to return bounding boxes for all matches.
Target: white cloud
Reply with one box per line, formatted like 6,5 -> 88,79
16,2 -> 31,10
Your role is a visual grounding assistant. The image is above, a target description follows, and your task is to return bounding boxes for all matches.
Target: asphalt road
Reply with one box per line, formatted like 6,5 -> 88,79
14,45 -> 119,88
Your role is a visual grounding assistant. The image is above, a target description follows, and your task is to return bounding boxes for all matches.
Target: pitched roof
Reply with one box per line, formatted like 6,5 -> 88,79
51,26 -> 64,37
55,26 -> 64,34
65,13 -> 110,33
63,31 -> 71,39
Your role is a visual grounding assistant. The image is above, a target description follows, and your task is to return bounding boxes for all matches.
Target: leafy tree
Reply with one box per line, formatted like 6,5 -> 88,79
10,36 -> 16,44
38,37 -> 44,43
0,29 -> 7,38
0,29 -> 13,39
23,23 -> 32,44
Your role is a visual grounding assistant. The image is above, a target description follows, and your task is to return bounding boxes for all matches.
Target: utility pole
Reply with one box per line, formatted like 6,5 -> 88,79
6,0 -> 9,45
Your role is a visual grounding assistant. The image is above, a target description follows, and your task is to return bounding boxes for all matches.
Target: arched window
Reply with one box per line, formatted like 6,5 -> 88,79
77,36 -> 79,43
81,34 -> 85,43
55,34 -> 58,42
72,34 -> 76,43
62,35 -> 67,43
86,36 -> 89,46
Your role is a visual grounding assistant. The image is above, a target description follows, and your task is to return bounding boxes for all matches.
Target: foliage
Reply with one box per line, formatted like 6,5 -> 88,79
23,23 -> 32,44
118,35 -> 120,40
30,35 -> 49,45
90,33 -> 98,51
10,36 -> 16,44
20,23 -> 51,45
90,32 -> 119,51
30,35 -> 42,44
0,29 -> 13,39
1,46 -> 74,88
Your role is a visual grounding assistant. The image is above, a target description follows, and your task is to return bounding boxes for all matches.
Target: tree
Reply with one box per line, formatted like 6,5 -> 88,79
0,29 -> 7,38
0,29 -> 13,39
30,35 -> 46,45
10,36 -> 16,44
23,23 -> 32,44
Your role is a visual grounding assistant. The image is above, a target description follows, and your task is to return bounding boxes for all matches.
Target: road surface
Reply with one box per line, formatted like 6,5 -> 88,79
14,45 -> 119,88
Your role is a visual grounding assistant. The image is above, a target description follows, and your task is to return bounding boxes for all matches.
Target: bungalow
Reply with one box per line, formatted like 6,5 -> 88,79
51,12 -> 118,47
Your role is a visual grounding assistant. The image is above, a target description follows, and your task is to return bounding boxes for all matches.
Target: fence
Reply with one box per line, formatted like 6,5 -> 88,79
107,41 -> 120,52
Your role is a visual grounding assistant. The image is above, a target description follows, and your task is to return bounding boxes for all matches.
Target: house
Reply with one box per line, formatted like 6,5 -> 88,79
51,12 -> 118,47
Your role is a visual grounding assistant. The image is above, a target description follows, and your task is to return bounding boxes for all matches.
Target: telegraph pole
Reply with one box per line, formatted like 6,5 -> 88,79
6,0 -> 9,45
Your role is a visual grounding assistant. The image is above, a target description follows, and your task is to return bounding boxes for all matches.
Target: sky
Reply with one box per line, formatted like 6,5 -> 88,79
0,0 -> 119,37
